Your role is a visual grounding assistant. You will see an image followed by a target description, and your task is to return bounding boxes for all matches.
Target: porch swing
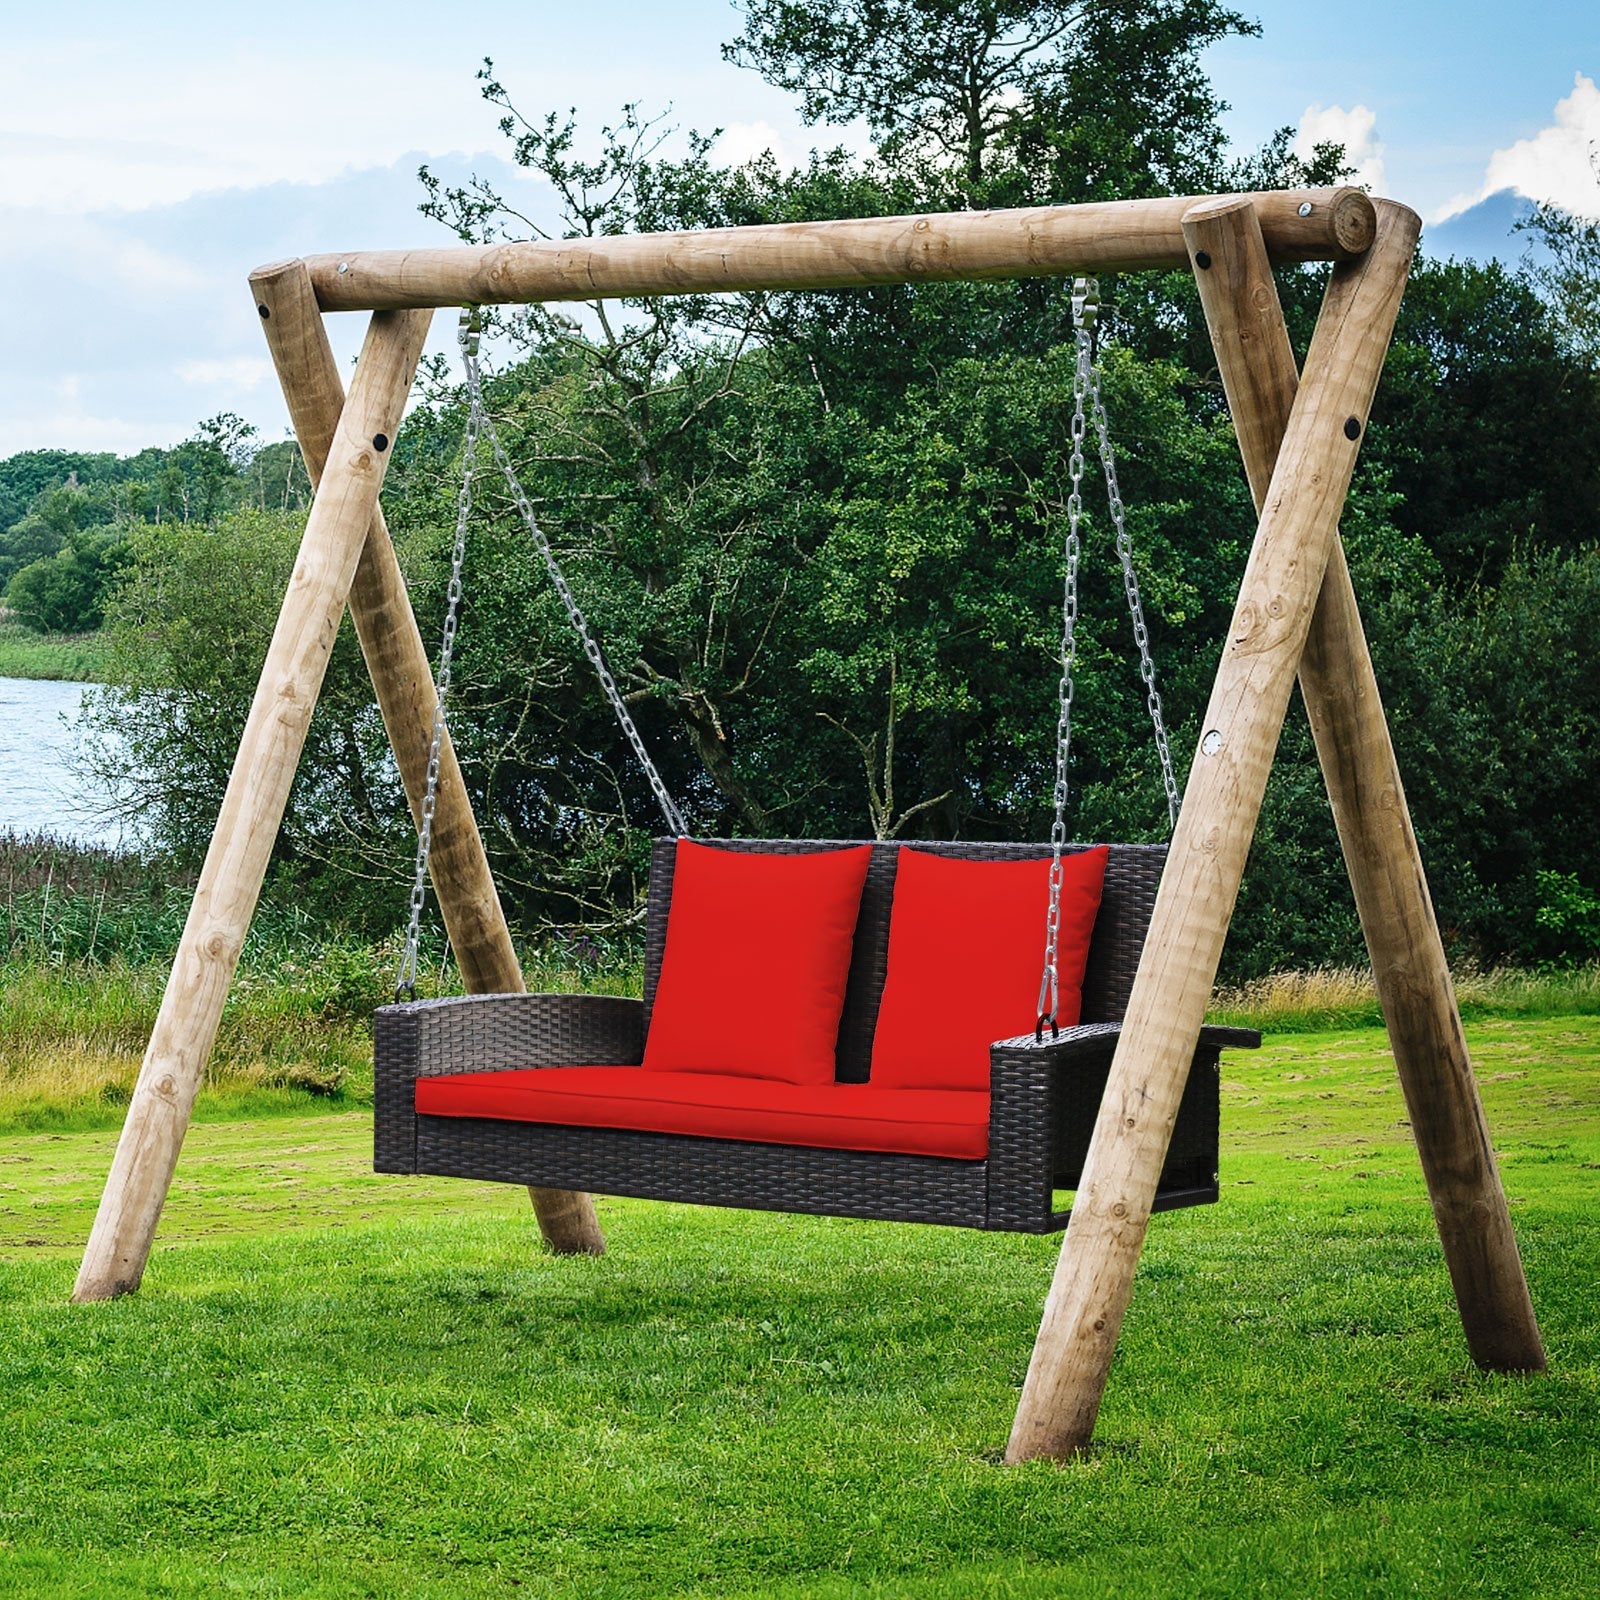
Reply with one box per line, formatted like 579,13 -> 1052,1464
81,190 -> 1543,1469
371,281 -> 1258,1234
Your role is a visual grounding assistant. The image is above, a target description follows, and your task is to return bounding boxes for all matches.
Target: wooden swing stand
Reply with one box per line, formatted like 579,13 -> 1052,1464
72,186 -> 1546,1463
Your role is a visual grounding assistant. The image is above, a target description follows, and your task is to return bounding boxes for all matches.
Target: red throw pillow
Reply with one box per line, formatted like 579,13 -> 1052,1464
869,846 -> 1109,1092
642,841 -> 873,1085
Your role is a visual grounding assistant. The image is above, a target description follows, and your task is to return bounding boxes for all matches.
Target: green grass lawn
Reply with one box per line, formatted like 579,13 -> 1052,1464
1,1017 -> 1596,1597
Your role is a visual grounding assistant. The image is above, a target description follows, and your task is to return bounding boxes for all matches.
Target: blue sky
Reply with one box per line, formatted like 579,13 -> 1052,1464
1,0 -> 1594,458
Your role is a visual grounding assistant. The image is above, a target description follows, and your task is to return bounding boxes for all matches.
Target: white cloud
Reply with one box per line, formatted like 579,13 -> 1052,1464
0,411 -> 196,458
0,160 -> 463,457
1440,72 -> 1600,221
176,358 -> 275,390
713,114 -> 874,172
1294,104 -> 1386,194
0,46 -> 492,214
0,19 -> 815,218
712,120 -> 795,169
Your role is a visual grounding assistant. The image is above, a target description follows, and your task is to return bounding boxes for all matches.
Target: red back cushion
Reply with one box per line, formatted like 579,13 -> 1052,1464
643,841 -> 873,1085
869,846 -> 1109,1091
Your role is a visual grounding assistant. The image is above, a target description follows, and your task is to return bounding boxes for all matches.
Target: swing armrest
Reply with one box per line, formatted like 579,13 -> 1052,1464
990,1020 -> 1261,1068
982,1022 -> 1258,1231
377,991 -> 645,1078
374,993 -> 644,1173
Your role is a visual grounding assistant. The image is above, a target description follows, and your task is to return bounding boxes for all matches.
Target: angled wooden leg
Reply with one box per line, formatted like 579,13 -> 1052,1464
1005,200 -> 1423,1462
74,308 -> 433,1302
249,261 -> 604,1257
1182,196 -> 1543,1372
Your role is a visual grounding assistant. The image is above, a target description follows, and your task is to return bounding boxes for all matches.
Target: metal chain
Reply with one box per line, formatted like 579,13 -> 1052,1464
1086,363 -> 1182,831
1036,277 -> 1091,1038
395,309 -> 689,1004
396,311 -> 482,1003
463,327 -> 689,841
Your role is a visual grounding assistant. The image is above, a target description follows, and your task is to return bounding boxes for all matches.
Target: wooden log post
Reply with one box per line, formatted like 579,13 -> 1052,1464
73,308 -> 433,1302
1181,196 -> 1543,1372
1005,199 -> 1423,1462
249,261 -> 604,1257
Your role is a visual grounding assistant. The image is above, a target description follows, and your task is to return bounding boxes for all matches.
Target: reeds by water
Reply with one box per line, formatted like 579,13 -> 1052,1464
0,830 -> 641,1130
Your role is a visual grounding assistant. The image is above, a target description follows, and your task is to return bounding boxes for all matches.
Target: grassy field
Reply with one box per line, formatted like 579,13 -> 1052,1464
1,1014 -> 1595,1597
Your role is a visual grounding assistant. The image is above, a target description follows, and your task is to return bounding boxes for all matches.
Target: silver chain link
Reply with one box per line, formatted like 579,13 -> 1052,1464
396,311 -> 482,1002
1036,277 -> 1091,1036
394,309 -> 689,1005
466,340 -> 689,841
1036,276 -> 1180,1035
1086,365 -> 1182,831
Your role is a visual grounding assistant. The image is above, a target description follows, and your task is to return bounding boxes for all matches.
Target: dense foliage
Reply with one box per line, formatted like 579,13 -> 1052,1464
16,1 -> 1600,974
0,418 -> 308,632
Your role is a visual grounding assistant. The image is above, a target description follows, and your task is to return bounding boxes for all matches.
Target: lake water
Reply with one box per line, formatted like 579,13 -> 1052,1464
0,676 -> 125,848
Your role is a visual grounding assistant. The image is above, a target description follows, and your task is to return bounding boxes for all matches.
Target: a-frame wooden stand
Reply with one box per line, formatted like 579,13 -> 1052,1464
73,188 -> 1545,1462
1005,196 -> 1546,1458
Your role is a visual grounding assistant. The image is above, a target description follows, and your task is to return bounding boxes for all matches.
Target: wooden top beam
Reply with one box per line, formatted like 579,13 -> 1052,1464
275,188 -> 1376,312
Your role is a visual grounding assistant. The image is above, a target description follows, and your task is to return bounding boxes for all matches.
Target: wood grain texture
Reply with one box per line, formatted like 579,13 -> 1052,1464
1004,199 -> 1423,1462
248,262 -> 605,1256
73,309 -> 433,1302
295,189 -> 1374,311
1180,196 -> 1543,1373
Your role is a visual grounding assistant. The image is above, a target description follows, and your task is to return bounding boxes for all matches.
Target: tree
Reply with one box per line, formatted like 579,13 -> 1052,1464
80,510 -> 408,927
1371,543 -> 1600,964
724,0 -> 1256,202
1518,199 -> 1600,370
168,412 -> 258,524
388,52 -> 1395,942
1371,256 -> 1600,583
0,450 -> 131,531
77,35 -> 1599,976
5,525 -> 130,632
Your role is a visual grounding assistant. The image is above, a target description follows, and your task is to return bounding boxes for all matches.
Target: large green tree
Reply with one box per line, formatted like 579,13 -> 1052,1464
724,0 -> 1255,203
80,510 -> 406,927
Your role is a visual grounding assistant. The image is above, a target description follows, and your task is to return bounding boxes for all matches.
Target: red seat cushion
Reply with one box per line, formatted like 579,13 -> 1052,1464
641,840 -> 872,1085
416,1066 -> 989,1160
869,845 -> 1109,1092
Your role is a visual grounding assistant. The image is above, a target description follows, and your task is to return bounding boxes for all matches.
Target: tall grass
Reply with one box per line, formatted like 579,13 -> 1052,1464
1,831 -> 188,964
0,622 -> 105,682
7,831 -> 1600,1132
0,831 -> 642,1132
1209,961 -> 1600,1032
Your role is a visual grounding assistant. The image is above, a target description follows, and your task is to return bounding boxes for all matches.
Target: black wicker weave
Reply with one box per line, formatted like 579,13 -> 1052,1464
374,840 -> 1259,1232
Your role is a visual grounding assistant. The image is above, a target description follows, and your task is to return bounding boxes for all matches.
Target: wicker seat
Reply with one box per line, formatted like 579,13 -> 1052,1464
374,840 -> 1260,1233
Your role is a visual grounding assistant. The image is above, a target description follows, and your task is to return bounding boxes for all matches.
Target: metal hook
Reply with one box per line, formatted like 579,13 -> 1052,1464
1071,275 -> 1100,332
